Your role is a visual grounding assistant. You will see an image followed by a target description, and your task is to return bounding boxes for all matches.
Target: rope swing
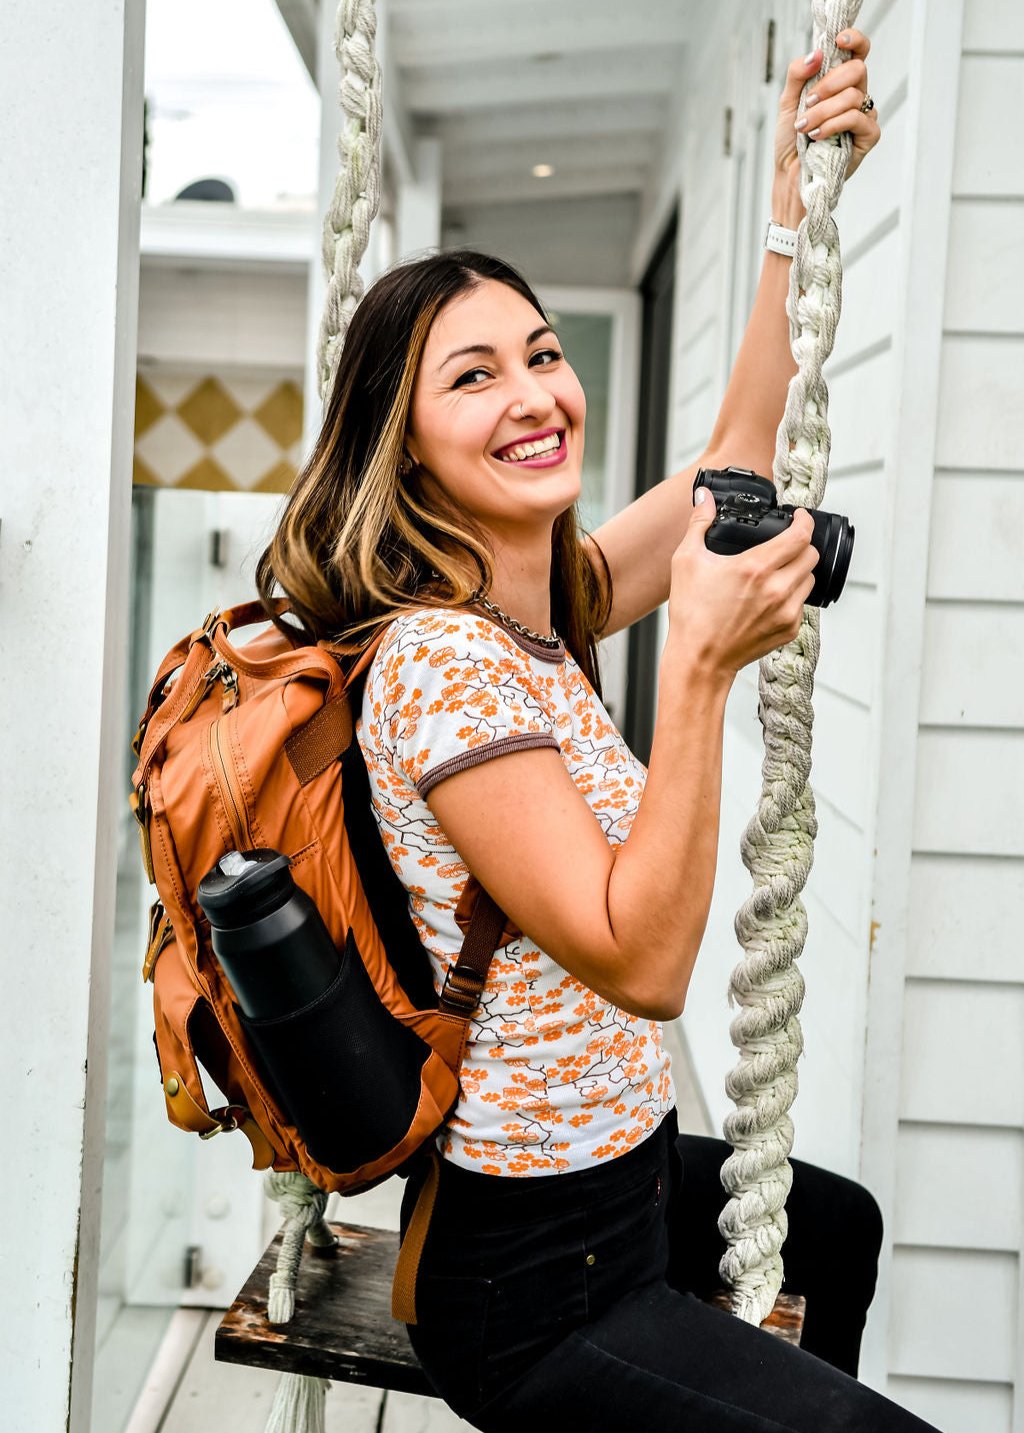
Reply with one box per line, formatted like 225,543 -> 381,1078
262,4 -> 383,1428
260,5 -> 860,1427
315,0 -> 382,403
718,0 -> 864,1327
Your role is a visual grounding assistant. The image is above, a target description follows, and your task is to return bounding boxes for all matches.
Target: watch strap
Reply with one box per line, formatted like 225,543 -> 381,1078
764,220 -> 798,258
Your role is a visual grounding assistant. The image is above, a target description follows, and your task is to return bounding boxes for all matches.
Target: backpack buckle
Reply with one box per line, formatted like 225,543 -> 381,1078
440,966 -> 485,1017
199,1105 -> 247,1139
198,609 -> 225,648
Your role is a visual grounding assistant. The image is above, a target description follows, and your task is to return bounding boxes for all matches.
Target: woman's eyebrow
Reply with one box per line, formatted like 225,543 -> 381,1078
438,326 -> 555,373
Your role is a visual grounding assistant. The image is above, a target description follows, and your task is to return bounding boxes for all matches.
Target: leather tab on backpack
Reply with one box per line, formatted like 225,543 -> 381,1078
285,696 -> 353,785
163,1071 -> 275,1170
163,1069 -> 220,1135
129,787 -> 155,885
237,1115 -> 276,1170
142,903 -> 175,982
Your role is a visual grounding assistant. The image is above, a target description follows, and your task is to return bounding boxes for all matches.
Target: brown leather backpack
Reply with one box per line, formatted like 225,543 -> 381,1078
130,601 -> 506,1313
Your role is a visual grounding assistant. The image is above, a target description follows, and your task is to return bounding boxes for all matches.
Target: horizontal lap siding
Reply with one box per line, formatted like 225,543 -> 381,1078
895,1125 -> 1024,1252
900,981 -> 1024,1129
672,1 -> 911,1179
889,7 -> 1024,1419
890,1247 -> 1019,1384
907,853 -> 1024,983
887,1378 -> 1013,1433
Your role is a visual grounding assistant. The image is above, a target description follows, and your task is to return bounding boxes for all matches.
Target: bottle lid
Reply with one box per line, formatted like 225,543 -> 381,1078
197,848 -> 294,929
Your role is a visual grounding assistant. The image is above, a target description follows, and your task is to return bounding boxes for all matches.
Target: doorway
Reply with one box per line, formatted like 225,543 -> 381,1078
624,213 -> 677,763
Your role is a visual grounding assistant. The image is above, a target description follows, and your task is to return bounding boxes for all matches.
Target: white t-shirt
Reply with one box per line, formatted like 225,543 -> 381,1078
357,606 -> 674,1176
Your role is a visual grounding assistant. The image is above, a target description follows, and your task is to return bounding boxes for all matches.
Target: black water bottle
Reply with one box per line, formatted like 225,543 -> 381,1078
197,848 -> 339,1019
196,847 -> 429,1173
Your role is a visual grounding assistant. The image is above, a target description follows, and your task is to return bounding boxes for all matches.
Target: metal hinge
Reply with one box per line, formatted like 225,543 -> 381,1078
184,1245 -> 204,1289
723,106 -> 733,158
765,19 -> 776,83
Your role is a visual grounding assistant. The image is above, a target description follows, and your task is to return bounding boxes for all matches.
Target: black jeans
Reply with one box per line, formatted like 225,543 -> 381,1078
400,1113 -> 941,1432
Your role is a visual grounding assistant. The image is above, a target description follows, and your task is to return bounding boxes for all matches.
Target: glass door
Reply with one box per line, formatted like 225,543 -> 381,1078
538,285 -> 642,726
93,485 -> 281,1430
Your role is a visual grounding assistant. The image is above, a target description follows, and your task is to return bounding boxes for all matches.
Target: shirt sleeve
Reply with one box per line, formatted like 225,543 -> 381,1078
365,609 -> 560,797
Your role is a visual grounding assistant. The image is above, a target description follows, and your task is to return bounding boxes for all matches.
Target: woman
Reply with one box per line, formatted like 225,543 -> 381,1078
260,29 -> 939,1432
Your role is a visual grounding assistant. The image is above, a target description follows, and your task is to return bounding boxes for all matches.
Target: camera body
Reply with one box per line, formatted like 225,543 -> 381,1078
693,466 -> 854,608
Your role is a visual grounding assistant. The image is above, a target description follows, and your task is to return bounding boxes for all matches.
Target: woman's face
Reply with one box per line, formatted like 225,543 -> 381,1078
405,280 -> 586,540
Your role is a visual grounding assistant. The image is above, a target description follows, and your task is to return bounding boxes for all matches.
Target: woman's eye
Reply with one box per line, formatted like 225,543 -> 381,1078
530,348 -> 563,367
452,367 -> 492,389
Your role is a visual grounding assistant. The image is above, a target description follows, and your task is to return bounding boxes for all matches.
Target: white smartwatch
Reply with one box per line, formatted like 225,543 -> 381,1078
764,219 -> 798,258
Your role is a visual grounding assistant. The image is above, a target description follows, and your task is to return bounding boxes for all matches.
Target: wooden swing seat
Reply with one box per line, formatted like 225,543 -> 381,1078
215,1221 -> 806,1396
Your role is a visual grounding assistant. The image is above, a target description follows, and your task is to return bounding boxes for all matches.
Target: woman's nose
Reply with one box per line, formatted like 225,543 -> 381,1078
511,378 -> 556,423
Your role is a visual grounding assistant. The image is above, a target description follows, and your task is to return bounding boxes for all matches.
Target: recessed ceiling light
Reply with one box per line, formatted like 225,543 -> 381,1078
532,164 -> 554,178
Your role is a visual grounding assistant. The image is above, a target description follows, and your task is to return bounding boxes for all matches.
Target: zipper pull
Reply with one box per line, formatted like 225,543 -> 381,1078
221,665 -> 239,712
180,659 -> 238,722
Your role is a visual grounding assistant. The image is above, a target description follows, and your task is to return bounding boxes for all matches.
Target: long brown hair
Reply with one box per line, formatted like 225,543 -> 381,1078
256,251 -> 612,688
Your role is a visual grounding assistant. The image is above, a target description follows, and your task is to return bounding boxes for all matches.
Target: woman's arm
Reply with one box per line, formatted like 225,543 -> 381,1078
590,185 -> 803,637
592,32 -> 879,637
428,495 -> 818,1020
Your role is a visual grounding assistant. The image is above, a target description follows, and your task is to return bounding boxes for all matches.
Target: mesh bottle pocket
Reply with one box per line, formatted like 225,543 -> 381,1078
239,929 -> 432,1172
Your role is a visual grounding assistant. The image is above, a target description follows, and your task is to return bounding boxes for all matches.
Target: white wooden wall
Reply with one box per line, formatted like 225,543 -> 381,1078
641,0 -> 1023,1425
878,0 -> 1024,1425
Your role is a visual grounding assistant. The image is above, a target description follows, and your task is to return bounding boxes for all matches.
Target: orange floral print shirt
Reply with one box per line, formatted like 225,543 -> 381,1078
358,607 -> 674,1176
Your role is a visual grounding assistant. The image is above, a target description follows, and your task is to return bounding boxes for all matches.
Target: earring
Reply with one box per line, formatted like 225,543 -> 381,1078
399,451 -> 414,478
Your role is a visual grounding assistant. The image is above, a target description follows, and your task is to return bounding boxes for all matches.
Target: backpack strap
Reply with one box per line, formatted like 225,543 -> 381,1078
392,883 -> 508,1324
438,885 -> 508,1018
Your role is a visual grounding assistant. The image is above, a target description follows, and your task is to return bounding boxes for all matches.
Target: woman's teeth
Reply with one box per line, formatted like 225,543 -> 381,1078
499,433 -> 562,462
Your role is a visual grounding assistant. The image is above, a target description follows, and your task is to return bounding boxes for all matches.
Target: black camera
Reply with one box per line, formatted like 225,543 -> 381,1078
694,466 -> 854,608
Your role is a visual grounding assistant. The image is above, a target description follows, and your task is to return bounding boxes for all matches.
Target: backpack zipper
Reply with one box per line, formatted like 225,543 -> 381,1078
181,658 -> 239,723
208,717 -> 254,852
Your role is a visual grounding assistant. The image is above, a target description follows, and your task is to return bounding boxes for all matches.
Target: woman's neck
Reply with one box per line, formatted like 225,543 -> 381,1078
487,535 -> 555,638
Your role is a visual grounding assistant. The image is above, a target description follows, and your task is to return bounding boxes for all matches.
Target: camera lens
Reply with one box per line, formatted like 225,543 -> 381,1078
808,510 -> 855,607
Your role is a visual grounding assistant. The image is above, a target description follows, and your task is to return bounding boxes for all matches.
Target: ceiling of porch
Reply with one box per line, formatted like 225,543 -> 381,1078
277,0 -> 692,286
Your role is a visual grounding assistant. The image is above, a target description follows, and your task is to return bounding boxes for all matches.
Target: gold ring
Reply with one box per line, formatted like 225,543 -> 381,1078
860,94 -> 875,114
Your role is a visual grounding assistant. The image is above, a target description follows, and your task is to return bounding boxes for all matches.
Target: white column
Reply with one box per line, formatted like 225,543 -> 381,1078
397,137 -> 443,259
0,2 -> 144,1428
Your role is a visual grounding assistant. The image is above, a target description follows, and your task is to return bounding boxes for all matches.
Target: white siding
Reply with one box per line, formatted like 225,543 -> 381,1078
669,0 -> 914,1183
637,0 -> 1023,1421
887,4 -> 1024,1418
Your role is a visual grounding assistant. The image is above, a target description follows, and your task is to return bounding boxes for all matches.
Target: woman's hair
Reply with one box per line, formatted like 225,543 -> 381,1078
256,249 -> 612,689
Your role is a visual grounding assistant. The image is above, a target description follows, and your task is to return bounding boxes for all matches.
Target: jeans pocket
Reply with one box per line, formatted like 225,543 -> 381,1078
406,1273 -> 493,1417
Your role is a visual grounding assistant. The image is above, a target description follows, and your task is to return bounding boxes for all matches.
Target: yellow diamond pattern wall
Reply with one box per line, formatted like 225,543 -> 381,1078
133,372 -> 304,493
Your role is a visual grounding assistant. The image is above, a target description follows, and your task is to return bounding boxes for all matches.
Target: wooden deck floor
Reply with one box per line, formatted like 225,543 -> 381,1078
117,1307 -> 466,1433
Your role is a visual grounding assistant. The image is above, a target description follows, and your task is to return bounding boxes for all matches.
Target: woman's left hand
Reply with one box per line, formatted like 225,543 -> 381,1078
775,29 -> 881,186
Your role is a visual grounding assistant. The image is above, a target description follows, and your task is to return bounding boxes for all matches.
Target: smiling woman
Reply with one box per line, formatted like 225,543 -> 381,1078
404,281 -> 587,637
257,250 -> 610,689
253,205 -> 934,1427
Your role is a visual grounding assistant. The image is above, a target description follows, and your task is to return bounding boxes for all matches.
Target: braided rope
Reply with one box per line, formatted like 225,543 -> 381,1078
265,1171 -> 336,1325
259,12 -> 379,1428
315,0 -> 383,403
718,0 -> 863,1326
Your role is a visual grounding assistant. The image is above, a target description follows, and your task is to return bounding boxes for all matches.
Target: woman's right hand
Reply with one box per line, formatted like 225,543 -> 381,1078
665,490 -> 818,678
